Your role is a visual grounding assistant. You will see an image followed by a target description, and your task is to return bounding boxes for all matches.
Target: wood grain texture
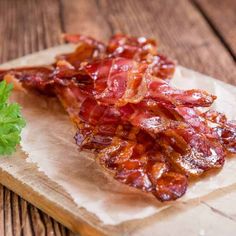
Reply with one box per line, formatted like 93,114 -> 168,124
61,0 -> 236,84
0,0 -> 235,235
0,187 -> 75,236
0,0 -> 62,62
194,0 -> 236,59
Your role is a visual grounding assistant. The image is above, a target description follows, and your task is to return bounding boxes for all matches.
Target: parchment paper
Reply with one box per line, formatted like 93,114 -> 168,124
1,45 -> 236,225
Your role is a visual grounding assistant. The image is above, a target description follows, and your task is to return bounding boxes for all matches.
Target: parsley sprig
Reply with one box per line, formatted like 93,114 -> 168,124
0,80 -> 26,155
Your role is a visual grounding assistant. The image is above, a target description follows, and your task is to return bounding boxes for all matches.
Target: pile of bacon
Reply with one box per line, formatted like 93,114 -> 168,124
1,34 -> 235,201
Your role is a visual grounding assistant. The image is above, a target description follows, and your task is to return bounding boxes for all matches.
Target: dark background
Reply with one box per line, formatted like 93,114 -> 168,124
0,0 -> 235,235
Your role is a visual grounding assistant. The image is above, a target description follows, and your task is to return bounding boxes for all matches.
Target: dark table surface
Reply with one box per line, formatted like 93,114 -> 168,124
0,0 -> 235,235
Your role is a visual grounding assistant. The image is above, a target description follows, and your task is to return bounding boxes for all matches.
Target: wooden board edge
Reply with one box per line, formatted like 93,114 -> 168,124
0,167 -> 108,236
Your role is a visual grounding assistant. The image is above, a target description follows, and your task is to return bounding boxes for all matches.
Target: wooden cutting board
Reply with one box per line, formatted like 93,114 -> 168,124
1,154 -> 236,236
1,46 -> 236,236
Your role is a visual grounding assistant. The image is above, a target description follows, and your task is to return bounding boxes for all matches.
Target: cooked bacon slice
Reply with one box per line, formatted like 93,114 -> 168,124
0,67 -> 55,95
146,77 -> 216,107
60,34 -> 106,68
85,57 -> 137,104
107,34 -> 175,80
1,33 -> 235,202
201,110 -> 236,153
119,104 -> 225,176
158,127 -> 225,176
85,57 -> 216,107
98,133 -> 188,201
148,54 -> 176,80
107,34 -> 157,60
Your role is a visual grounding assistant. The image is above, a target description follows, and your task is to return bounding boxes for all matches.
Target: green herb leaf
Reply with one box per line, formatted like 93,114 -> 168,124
0,80 -> 26,155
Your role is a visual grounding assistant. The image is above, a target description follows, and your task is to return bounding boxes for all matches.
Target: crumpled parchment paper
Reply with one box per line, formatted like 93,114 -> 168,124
1,45 -> 236,225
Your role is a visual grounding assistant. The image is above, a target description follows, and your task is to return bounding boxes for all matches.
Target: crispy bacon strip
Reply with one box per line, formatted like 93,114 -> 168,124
85,57 -> 216,107
201,110 -> 236,153
107,34 -> 175,80
0,67 -> 55,95
107,34 -> 157,60
98,135 -> 188,201
58,34 -> 106,68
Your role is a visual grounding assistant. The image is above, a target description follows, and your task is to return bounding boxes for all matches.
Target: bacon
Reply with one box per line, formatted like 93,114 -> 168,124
107,34 -> 157,60
85,57 -> 137,104
1,33 -> 235,202
159,127 -> 225,176
60,34 -> 106,68
146,77 -> 216,107
201,110 -> 236,153
107,34 -> 175,80
119,103 -> 225,176
148,54 -> 175,80
98,134 -> 188,201
85,57 -> 216,107
73,92 -> 226,178
74,97 -> 226,179
0,67 -> 55,95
